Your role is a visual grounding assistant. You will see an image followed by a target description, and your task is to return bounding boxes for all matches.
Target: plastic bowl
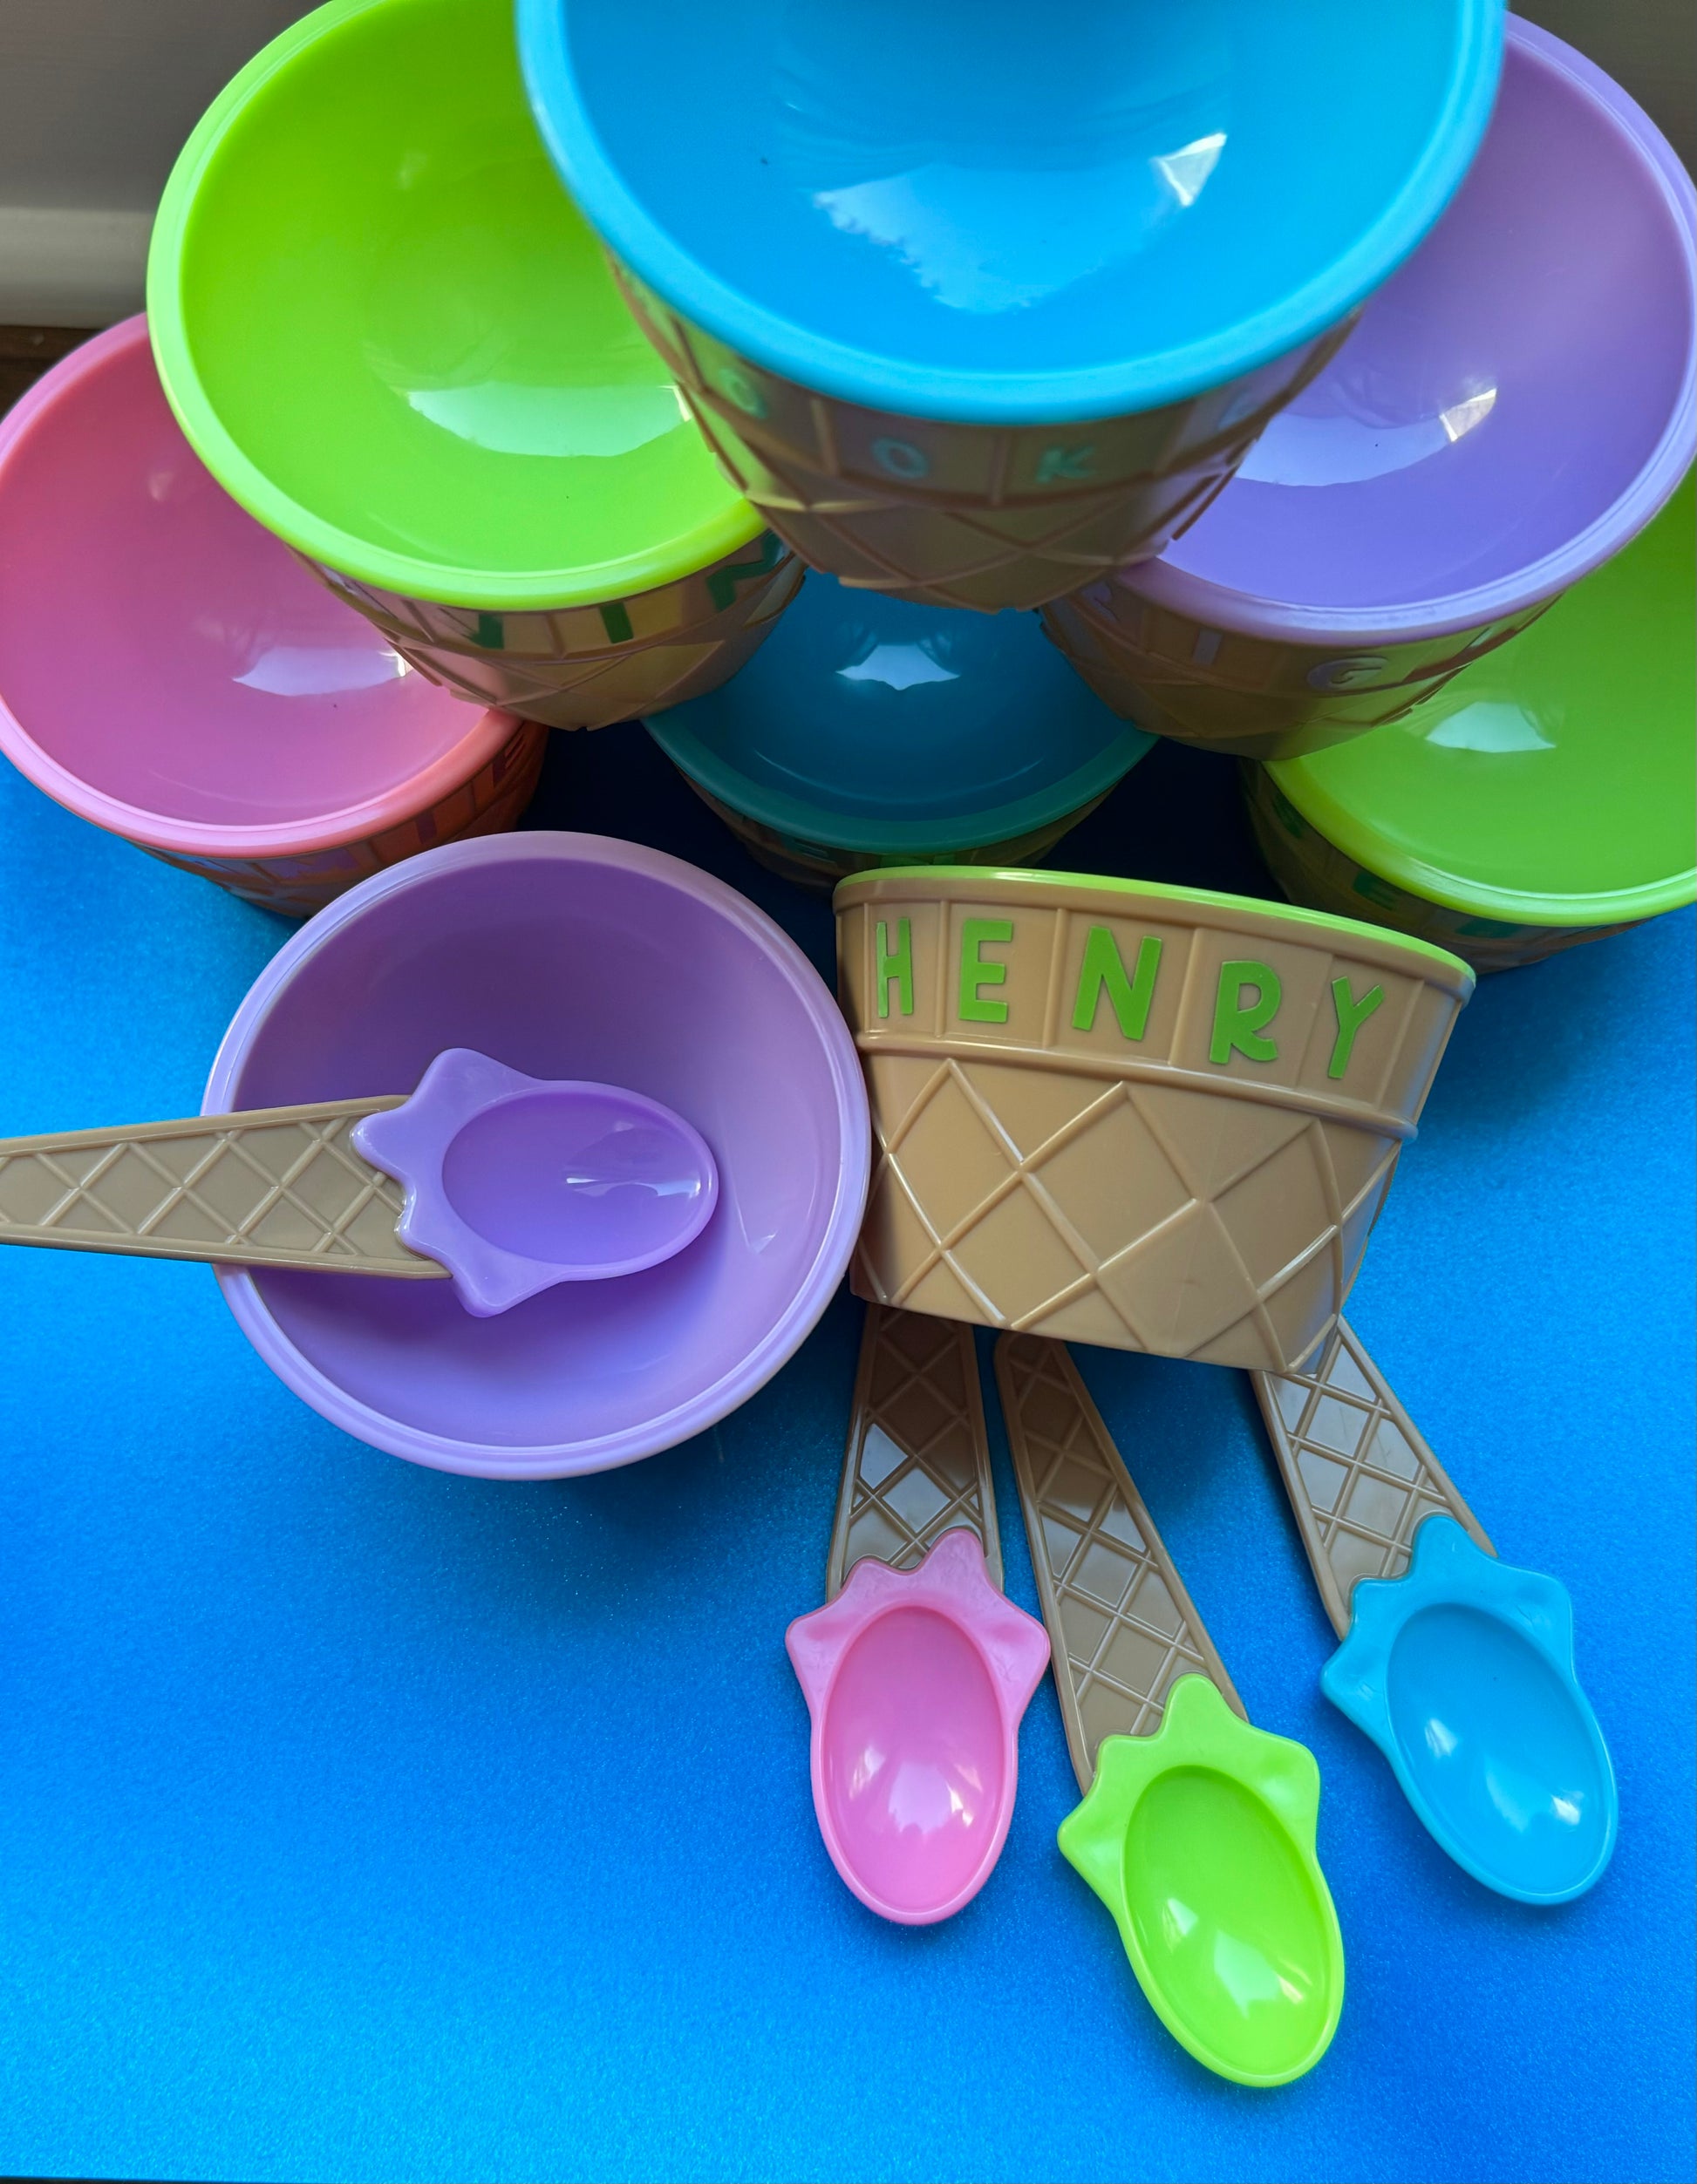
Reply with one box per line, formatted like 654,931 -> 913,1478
834,866 -> 1472,1371
147,0 -> 799,729
644,574 -> 1155,888
0,318 -> 545,918
204,833 -> 871,1477
521,0 -> 1502,609
1247,469 -> 1696,973
1043,19 -> 1697,758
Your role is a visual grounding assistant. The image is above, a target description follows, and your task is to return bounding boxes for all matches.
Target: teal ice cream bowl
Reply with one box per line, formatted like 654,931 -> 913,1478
644,573 -> 1155,890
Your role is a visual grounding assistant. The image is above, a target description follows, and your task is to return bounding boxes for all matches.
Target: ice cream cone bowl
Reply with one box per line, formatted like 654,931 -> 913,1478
1042,20 -> 1696,759
522,0 -> 1503,612
833,867 -> 1473,1371
146,0 -> 799,734
0,316 -> 549,921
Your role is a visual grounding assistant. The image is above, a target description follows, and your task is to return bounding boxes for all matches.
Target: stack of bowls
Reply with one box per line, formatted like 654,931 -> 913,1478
147,0 -> 801,734
521,0 -> 1504,610
644,575 -> 1154,888
1040,20 -> 1697,759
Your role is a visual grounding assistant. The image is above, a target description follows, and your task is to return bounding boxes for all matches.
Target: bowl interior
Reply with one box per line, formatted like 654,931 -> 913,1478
1271,471 -> 1695,910
0,324 -> 492,833
557,0 -> 1478,388
646,575 -> 1151,842
171,0 -> 743,590
1165,31 -> 1694,615
215,847 -> 856,1462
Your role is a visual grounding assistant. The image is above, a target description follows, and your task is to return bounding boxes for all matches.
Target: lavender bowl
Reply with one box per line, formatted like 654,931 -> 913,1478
203,833 -> 869,1477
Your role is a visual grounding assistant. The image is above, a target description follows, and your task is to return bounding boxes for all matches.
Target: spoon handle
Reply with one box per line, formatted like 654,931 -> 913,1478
826,1303 -> 1001,1598
1251,1319 -> 1493,1638
0,1099 -> 449,1277
996,1333 -> 1245,1797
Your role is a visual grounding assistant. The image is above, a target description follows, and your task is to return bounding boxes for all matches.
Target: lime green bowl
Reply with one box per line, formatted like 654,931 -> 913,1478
1249,471 -> 1695,972
146,0 -> 761,615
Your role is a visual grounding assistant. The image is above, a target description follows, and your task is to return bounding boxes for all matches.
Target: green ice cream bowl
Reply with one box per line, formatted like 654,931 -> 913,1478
146,0 -> 797,731
1248,473 -> 1695,972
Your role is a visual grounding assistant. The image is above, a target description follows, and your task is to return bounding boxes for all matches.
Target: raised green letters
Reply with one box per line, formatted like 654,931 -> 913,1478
1071,926 -> 1162,1041
1327,976 -> 1384,1080
958,918 -> 1013,1024
1210,959 -> 1282,1066
876,918 -> 913,1019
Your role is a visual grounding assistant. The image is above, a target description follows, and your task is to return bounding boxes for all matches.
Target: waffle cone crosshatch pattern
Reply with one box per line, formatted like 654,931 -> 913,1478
835,870 -> 1474,1371
308,536 -> 803,733
615,267 -> 1355,614
1251,1319 -> 1496,1636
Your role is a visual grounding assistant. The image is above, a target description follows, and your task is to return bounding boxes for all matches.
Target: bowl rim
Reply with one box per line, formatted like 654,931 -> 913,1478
0,316 -> 531,859
146,0 -> 764,610
643,643 -> 1155,853
518,0 -> 1504,425
204,831 -> 873,1479
1114,18 -> 1697,645
833,861 -> 1476,988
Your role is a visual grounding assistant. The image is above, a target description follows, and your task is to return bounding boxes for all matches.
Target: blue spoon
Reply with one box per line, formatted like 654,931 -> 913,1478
1253,1323 -> 1615,1906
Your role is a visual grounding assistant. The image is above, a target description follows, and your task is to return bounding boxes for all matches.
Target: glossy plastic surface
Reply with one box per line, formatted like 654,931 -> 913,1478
351,1051 -> 718,1315
147,0 -> 760,608
1128,20 -> 1697,637
1324,1516 -> 1617,1904
521,0 -> 1501,423
201,833 -> 870,1478
786,1529 -> 1051,1924
1060,1676 -> 1344,2087
0,317 -> 516,855
1264,471 -> 1696,925
645,576 -> 1151,855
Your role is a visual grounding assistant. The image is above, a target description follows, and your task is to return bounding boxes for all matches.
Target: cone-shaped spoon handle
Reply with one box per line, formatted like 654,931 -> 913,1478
827,1303 -> 1001,1598
995,1332 -> 1244,1794
0,1099 -> 443,1276
1250,1319 -> 1493,1638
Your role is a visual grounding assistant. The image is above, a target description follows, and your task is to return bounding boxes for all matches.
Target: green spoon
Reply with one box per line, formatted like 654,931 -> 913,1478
998,1335 -> 1344,2087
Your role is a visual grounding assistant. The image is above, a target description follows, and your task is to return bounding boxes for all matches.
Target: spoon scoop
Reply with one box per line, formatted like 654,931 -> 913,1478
786,1305 -> 1049,1925
0,1049 -> 718,1317
998,1333 -> 1344,2088
1251,1322 -> 1616,1904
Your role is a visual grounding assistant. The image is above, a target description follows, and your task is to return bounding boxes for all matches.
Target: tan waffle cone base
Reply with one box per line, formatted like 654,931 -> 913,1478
142,718 -> 548,919
617,264 -> 1354,614
835,869 -> 1472,1371
1041,584 -> 1550,759
996,1333 -> 1244,1792
1251,1318 -> 1493,1637
681,776 -> 1109,895
0,1100 -> 447,1276
309,534 -> 801,731
826,1304 -> 1000,1596
1246,766 -> 1641,975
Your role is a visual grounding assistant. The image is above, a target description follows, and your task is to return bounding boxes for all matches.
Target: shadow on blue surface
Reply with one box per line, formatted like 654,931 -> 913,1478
0,724 -> 1690,2182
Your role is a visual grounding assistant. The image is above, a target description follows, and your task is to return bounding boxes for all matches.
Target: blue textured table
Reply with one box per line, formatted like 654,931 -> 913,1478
0,726 -> 1690,2184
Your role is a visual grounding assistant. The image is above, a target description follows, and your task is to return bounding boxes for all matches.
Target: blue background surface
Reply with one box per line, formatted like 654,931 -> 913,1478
0,727 -> 1691,2184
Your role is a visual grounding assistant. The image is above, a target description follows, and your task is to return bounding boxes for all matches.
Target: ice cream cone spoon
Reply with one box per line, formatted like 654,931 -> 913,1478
1252,1321 -> 1615,1903
0,1049 -> 718,1317
786,1305 -> 1049,1925
998,1333 -> 1343,2087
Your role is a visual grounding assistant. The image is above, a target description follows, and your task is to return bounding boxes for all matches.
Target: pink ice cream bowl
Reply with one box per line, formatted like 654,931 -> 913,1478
0,316 -> 546,918
786,1529 -> 1051,1924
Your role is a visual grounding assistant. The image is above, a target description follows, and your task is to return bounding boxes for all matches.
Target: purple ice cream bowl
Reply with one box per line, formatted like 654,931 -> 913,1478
1043,17 -> 1697,759
203,832 -> 870,1478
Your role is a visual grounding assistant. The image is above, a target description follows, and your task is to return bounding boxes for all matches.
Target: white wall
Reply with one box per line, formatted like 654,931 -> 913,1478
0,0 -> 1691,323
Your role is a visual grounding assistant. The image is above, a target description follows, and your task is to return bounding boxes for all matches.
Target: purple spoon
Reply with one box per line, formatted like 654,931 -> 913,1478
0,1048 -> 719,1317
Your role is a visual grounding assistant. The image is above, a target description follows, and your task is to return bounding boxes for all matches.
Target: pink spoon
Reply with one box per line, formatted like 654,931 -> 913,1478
785,1307 -> 1049,1924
